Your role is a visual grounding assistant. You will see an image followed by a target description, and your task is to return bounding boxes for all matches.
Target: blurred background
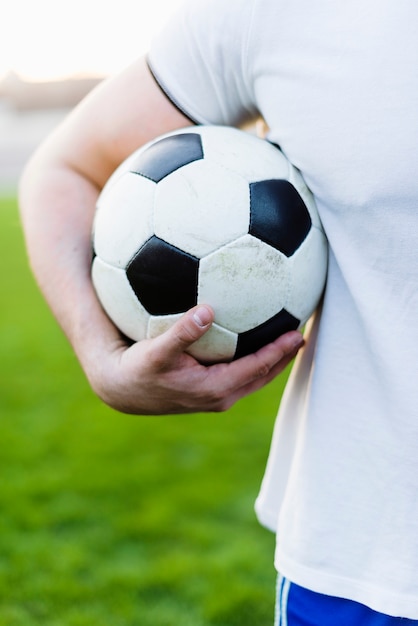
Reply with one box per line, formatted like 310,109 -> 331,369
0,0 -> 185,190
0,2 -> 288,624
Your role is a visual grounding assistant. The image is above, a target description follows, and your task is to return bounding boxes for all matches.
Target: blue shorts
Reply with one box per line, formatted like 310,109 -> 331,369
275,575 -> 418,625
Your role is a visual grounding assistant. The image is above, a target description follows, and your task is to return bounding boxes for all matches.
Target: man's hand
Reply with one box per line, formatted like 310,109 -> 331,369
88,304 -> 304,415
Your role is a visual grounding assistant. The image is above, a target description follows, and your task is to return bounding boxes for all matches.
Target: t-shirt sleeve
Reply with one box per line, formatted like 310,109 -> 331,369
147,0 -> 259,127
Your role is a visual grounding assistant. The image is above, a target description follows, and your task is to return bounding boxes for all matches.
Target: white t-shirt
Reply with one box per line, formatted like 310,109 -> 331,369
148,0 -> 418,618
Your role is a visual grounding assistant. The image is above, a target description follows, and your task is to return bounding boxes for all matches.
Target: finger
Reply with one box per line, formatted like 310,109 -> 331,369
226,342 -> 303,407
152,304 -> 215,360
191,331 -> 304,413
215,330 -> 304,394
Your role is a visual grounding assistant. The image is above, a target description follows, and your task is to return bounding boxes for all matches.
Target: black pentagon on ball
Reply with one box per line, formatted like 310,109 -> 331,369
126,235 -> 199,315
129,133 -> 204,183
234,309 -> 300,360
249,179 -> 312,257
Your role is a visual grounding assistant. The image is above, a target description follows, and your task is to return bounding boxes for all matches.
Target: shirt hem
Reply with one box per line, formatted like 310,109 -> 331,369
275,551 -> 418,620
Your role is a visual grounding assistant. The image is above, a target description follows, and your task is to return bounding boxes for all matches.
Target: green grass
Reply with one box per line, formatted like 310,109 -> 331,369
0,195 -> 290,625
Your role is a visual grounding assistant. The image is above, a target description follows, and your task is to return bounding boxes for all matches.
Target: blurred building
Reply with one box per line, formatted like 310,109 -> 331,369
0,71 -> 103,111
0,72 -> 104,190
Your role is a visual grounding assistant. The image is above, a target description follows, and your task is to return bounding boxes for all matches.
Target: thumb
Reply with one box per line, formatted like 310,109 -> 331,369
159,305 -> 214,357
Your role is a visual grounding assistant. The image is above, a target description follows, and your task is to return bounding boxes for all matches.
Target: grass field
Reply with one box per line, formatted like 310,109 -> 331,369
0,195 -> 291,626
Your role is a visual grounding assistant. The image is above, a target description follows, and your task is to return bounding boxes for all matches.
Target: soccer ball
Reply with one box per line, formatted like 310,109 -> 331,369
92,125 -> 328,363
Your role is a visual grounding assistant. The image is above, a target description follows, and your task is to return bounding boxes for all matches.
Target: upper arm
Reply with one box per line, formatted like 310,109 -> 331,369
33,56 -> 194,189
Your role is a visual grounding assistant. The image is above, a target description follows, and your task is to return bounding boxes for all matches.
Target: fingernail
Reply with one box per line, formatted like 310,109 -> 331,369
291,334 -> 304,349
193,305 -> 212,328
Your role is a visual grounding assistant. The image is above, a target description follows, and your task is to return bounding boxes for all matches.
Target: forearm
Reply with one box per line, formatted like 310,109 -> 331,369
19,153 -> 121,388
19,58 -> 191,368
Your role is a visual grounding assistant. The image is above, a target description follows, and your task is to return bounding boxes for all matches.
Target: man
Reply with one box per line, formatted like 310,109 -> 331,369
19,0 -> 418,622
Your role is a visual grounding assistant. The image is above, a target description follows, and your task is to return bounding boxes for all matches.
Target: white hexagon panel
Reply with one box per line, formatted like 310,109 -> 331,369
154,160 -> 250,258
198,234 -> 290,332
93,172 -> 155,268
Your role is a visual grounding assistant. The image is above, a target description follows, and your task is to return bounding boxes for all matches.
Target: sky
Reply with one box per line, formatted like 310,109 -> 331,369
1,0 -> 184,81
